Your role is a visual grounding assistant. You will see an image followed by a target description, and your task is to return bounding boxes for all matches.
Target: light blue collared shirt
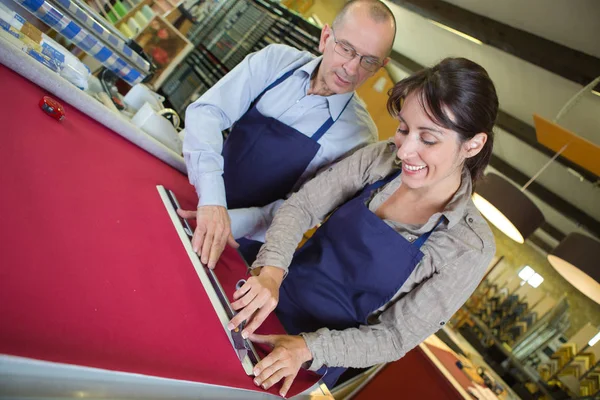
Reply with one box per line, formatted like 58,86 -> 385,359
184,44 -> 377,240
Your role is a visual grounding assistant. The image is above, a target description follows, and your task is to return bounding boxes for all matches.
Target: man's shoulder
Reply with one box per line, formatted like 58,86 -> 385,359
250,44 -> 317,86
342,94 -> 379,141
259,44 -> 316,68
348,94 -> 373,121
262,43 -> 313,57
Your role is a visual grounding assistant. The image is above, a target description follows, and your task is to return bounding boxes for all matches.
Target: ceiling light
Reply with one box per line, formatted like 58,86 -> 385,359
427,20 -> 483,45
518,266 -> 535,281
592,90 -> 600,97
547,233 -> 600,304
476,76 -> 599,244
527,273 -> 544,288
473,173 -> 544,243
589,332 -> 600,347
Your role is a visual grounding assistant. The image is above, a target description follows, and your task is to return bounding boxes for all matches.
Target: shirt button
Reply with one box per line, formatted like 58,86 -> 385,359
467,216 -> 474,223
440,321 -> 445,326
408,236 -> 416,242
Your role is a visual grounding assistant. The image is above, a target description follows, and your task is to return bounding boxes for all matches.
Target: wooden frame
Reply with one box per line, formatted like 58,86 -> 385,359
135,14 -> 192,89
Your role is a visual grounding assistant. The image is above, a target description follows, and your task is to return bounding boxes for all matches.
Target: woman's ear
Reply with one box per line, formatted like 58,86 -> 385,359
464,132 -> 488,158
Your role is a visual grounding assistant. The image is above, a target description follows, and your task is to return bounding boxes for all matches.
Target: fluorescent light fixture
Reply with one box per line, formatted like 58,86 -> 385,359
528,273 -> 544,288
428,19 -> 483,45
592,90 -> 600,97
518,266 -> 535,281
589,331 -> 600,347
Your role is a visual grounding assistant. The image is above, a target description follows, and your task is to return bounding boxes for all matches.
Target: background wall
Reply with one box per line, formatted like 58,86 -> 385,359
304,0 -> 346,25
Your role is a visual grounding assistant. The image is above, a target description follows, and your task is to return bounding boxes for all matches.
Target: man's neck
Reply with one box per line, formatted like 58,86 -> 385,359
308,65 -> 335,96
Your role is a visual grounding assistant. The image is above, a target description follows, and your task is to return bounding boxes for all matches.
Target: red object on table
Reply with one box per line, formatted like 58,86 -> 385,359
0,65 -> 319,397
353,347 -> 465,400
39,95 -> 65,121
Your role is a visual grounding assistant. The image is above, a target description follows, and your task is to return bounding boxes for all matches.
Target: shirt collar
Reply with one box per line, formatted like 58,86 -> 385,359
389,151 -> 473,231
296,56 -> 355,121
440,168 -> 473,229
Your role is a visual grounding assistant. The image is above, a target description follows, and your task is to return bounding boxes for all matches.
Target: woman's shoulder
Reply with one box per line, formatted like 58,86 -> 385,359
425,201 -> 495,274
463,199 -> 496,254
352,139 -> 398,173
356,140 -> 400,184
353,139 -> 395,156
438,170 -> 495,256
450,200 -> 495,257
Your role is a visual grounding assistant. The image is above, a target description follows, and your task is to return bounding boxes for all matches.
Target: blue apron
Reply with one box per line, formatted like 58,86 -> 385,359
221,66 -> 353,263
275,170 -> 445,388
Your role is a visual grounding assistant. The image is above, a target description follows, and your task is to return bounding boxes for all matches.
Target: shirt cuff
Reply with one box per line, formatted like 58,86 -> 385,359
194,173 -> 227,208
300,331 -> 327,372
251,250 -> 289,276
243,199 -> 285,242
229,207 -> 265,239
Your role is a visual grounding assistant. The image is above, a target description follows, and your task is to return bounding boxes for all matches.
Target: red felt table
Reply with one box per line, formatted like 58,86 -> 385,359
353,346 -> 467,399
0,64 -> 318,397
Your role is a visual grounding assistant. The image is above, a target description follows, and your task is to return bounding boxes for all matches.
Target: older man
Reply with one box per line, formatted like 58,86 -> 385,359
179,0 -> 397,268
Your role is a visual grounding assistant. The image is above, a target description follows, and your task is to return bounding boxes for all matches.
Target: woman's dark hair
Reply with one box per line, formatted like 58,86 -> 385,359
387,57 -> 499,189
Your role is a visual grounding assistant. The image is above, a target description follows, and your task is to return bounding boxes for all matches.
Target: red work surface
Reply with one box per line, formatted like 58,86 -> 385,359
425,343 -> 476,393
0,65 -> 319,397
353,347 -> 465,400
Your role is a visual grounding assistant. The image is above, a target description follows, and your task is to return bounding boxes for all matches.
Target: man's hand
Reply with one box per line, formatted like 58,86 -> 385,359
250,334 -> 312,397
228,266 -> 284,338
177,205 -> 239,269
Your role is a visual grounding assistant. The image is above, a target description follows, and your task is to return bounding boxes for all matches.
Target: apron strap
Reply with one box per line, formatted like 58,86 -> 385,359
253,64 -> 355,143
368,169 -> 446,249
369,168 -> 402,192
263,68 -> 297,94
311,93 -> 354,142
253,67 -> 299,106
413,216 -> 447,249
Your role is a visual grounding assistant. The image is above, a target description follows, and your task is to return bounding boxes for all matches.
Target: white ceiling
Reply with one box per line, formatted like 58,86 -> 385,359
441,0 -> 600,58
383,0 -> 600,243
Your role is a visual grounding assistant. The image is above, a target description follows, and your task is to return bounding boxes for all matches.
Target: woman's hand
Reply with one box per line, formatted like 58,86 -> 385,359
227,266 -> 284,338
250,334 -> 313,397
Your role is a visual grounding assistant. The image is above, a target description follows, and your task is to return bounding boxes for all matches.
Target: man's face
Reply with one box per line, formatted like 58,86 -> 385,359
317,11 -> 394,95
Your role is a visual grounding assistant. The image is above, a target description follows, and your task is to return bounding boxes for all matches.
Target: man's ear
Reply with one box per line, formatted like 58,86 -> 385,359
319,24 -> 333,54
464,132 -> 488,158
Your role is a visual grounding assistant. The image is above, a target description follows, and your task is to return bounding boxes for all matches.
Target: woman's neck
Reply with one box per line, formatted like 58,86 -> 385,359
376,170 -> 463,226
400,170 -> 463,213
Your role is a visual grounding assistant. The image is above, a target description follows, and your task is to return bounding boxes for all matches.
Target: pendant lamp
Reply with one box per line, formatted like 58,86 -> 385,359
547,233 -> 600,304
475,75 -> 600,244
473,173 -> 544,243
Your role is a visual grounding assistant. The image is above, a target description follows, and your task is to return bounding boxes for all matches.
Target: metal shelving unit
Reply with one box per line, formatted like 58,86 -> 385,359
160,0 -> 321,118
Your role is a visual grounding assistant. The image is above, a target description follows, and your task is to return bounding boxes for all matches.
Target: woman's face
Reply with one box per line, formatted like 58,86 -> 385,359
393,92 -> 481,191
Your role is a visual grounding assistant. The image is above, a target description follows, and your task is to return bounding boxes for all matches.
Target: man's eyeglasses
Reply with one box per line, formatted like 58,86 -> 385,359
331,30 -> 383,72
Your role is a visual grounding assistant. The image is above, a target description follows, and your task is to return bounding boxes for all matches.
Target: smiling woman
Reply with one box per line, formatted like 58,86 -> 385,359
387,57 -> 498,188
229,57 -> 499,394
